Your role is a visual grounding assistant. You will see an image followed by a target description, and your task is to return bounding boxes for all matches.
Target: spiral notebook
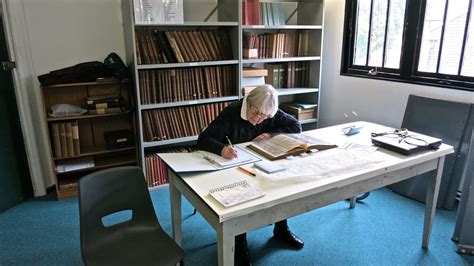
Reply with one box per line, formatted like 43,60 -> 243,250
209,180 -> 265,208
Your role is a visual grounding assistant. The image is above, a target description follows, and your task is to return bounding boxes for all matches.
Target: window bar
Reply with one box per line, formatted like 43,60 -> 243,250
436,0 -> 450,74
366,0 -> 375,67
381,0 -> 391,68
458,0 -> 473,75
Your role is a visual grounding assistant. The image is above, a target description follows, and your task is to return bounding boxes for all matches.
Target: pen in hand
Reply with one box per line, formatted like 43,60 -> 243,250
226,136 -> 238,158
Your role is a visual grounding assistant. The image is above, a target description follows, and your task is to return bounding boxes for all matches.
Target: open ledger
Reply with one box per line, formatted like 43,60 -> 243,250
158,147 -> 261,172
209,180 -> 265,208
247,133 -> 337,160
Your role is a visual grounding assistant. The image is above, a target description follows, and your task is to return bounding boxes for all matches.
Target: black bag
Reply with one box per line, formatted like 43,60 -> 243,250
104,129 -> 135,150
104,52 -> 130,80
38,61 -> 115,86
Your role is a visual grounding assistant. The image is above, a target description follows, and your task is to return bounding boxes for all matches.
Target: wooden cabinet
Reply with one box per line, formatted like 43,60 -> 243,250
41,80 -> 138,199
121,0 -> 324,187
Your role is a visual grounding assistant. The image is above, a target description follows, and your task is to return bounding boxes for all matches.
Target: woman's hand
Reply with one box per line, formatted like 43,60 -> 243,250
253,133 -> 271,142
221,146 -> 238,159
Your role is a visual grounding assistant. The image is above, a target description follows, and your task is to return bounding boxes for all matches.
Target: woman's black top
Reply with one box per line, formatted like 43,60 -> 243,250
197,101 -> 302,155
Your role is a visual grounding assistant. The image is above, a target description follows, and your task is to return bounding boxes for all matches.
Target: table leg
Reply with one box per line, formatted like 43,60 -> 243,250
349,196 -> 356,209
422,156 -> 445,249
217,223 -> 234,266
169,170 -> 182,246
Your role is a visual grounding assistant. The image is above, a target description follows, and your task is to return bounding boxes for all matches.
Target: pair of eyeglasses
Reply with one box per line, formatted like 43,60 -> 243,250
371,128 -> 429,147
249,105 -> 269,119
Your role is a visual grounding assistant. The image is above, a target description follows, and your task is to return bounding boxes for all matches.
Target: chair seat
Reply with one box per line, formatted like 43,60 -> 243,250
85,226 -> 183,266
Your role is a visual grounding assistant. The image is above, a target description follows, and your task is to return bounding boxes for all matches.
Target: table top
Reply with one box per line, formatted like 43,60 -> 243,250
177,122 -> 454,222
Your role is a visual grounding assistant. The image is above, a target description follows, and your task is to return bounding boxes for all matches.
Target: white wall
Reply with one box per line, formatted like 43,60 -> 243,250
320,0 -> 474,128
23,0 -> 126,75
10,0 -> 127,188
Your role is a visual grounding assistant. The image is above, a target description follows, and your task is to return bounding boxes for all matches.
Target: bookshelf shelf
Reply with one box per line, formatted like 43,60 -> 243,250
122,0 -> 324,188
47,109 -> 133,122
242,56 -> 321,64
276,88 -> 319,95
242,25 -> 322,29
135,22 -> 239,27
53,146 -> 136,160
41,80 -> 138,199
137,60 -> 239,69
139,96 -> 239,110
142,136 -> 199,148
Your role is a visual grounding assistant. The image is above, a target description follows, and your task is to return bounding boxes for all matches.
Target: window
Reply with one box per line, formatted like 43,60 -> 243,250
341,0 -> 474,91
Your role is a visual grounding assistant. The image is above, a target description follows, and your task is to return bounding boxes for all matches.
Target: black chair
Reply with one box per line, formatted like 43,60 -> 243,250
79,166 -> 184,266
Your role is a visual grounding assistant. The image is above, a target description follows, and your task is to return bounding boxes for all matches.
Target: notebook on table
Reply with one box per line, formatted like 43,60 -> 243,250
209,180 -> 265,208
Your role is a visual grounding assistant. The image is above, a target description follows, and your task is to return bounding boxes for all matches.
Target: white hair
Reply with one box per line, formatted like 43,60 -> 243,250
246,84 -> 279,117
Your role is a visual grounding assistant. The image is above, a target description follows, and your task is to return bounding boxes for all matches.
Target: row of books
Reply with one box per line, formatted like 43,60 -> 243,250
86,95 -> 127,115
135,29 -> 233,64
142,101 -> 231,142
50,121 -> 80,158
144,146 -> 197,187
138,65 -> 236,104
242,1 -> 286,26
243,31 -> 310,58
265,62 -> 311,88
144,153 -> 169,187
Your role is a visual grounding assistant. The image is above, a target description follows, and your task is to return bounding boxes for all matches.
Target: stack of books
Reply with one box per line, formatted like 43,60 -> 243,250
242,67 -> 268,96
86,95 -> 126,115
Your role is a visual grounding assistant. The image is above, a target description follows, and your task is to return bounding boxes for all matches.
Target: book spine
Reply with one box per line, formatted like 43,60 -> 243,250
88,107 -> 123,115
59,122 -> 68,157
51,123 -> 62,158
65,122 -> 74,157
72,120 -> 80,156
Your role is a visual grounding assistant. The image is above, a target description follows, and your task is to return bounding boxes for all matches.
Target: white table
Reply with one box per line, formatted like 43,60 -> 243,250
166,122 -> 454,266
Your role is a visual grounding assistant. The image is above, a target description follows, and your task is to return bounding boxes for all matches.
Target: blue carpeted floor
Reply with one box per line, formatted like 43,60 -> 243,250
1,187 -> 473,265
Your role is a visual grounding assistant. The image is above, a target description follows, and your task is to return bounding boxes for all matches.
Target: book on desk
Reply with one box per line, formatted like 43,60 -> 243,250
209,180 -> 265,208
247,133 -> 337,160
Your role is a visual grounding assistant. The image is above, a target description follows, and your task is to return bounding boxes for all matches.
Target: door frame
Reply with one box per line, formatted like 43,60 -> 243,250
2,0 -> 55,196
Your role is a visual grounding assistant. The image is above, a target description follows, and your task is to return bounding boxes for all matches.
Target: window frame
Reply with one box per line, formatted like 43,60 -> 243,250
341,0 -> 474,92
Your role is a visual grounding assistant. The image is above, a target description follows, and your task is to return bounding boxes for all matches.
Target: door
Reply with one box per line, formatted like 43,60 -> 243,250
0,12 -> 32,212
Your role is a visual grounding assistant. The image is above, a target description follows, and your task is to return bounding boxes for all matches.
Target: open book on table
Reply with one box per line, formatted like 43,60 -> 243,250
247,133 -> 337,160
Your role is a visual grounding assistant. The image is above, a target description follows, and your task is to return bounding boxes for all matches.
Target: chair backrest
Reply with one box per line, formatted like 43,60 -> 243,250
390,95 -> 471,209
78,166 -> 159,257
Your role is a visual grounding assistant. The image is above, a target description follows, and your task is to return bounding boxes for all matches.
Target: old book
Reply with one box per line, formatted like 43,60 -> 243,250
51,123 -> 62,158
247,133 -> 337,160
86,95 -> 120,105
72,121 -> 80,155
243,67 -> 268,77
59,122 -> 68,157
88,107 -> 123,115
65,122 -> 74,157
88,101 -> 122,110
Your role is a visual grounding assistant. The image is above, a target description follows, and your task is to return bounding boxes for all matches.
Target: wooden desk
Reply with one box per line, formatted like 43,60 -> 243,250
166,122 -> 454,266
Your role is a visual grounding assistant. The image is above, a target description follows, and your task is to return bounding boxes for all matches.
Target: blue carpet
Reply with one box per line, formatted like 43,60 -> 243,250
1,187 -> 473,265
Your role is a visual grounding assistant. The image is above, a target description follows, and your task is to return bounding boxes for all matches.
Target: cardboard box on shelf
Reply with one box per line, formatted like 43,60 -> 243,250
280,103 -> 317,121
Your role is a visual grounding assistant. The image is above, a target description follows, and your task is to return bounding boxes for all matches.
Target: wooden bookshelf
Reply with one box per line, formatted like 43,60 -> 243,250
41,80 -> 138,200
121,0 -> 324,187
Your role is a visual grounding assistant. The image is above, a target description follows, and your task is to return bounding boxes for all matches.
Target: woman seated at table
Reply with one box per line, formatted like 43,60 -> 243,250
197,84 -> 304,266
